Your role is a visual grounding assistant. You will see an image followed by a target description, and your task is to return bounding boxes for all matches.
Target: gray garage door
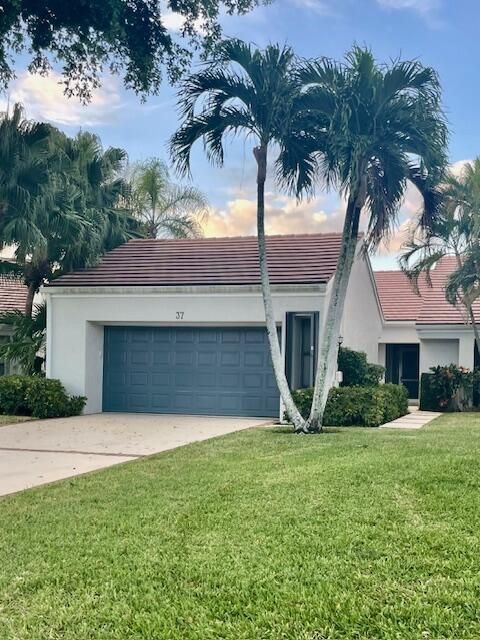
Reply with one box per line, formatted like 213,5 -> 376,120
103,326 -> 280,417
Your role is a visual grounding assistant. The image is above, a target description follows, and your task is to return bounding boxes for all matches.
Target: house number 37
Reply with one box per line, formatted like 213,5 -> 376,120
176,312 -> 185,319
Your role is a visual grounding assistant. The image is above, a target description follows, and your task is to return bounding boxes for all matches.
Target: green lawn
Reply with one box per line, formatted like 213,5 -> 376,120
0,415 -> 32,427
1,414 -> 480,639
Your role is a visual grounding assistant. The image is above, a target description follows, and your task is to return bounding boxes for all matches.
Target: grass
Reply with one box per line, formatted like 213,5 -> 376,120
0,415 -> 32,427
1,414 -> 480,639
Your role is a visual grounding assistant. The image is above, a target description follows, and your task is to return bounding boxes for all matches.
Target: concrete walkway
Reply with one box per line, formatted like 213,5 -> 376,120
379,409 -> 441,430
0,413 -> 271,497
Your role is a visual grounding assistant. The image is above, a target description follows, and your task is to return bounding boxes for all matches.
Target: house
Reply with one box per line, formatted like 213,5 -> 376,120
0,278 -> 28,375
43,234 -> 381,417
376,256 -> 480,401
43,234 -> 478,418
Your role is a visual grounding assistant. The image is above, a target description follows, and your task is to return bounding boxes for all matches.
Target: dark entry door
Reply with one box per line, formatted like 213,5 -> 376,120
103,326 -> 280,417
386,343 -> 420,399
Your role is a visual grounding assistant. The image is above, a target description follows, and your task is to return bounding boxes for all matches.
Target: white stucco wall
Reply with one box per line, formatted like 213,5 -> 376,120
45,285 -> 329,414
417,326 -> 475,372
420,338 -> 459,372
340,250 -> 383,363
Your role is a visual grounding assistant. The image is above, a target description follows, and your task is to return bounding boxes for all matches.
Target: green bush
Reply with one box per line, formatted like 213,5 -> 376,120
0,375 -> 31,415
0,375 -> 86,418
291,384 -> 408,427
338,347 -> 385,387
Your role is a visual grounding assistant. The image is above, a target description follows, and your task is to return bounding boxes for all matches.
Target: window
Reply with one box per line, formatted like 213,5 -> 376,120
285,312 -> 319,390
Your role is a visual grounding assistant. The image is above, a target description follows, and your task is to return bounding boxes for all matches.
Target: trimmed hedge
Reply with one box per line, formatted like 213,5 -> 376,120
0,375 -> 86,419
291,383 -> 408,427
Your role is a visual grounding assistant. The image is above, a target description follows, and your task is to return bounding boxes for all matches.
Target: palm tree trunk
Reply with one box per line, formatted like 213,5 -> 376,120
25,282 -> 36,318
254,145 -> 305,432
467,306 -> 480,358
307,189 -> 364,432
453,252 -> 480,359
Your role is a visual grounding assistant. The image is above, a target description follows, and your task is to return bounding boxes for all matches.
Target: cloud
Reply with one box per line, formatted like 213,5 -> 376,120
204,191 -> 345,237
376,0 -> 438,12
290,0 -> 335,15
0,72 -> 122,127
376,0 -> 441,22
205,159 -> 473,261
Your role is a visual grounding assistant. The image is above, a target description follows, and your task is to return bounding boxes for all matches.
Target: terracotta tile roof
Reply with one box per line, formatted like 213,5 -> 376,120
374,270 -> 423,321
416,256 -> 480,324
0,278 -> 27,313
375,256 -> 480,324
47,234 -> 345,287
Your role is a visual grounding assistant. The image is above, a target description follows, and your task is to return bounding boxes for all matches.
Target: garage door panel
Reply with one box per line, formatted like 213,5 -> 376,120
151,394 -> 171,410
174,351 -> 194,366
103,326 -> 279,417
130,372 -> 149,386
197,373 -> 216,387
198,351 -> 217,366
153,351 -> 170,365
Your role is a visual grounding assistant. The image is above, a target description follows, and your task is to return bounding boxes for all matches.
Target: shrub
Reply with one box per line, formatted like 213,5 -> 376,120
338,347 -> 385,387
0,375 -> 31,415
290,383 -> 408,427
364,363 -> 385,386
420,365 -> 480,412
0,375 -> 86,418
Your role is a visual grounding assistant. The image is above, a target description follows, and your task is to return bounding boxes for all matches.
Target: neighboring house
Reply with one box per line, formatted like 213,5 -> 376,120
43,235 -> 477,418
0,278 -> 27,375
376,256 -> 480,402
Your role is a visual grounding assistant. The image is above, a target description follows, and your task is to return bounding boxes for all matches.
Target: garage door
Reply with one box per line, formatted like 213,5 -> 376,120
103,326 -> 280,417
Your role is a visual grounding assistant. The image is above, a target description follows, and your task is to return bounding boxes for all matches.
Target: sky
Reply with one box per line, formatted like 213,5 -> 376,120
1,0 -> 478,269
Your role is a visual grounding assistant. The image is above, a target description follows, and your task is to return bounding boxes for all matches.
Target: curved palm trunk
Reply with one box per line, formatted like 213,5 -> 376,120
25,282 -> 36,318
254,145 -> 305,431
307,190 -> 364,432
453,252 -> 480,358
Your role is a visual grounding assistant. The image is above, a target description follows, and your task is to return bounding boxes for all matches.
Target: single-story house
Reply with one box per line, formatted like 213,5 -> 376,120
376,255 -> 480,400
43,234 -> 479,418
0,278 -> 28,375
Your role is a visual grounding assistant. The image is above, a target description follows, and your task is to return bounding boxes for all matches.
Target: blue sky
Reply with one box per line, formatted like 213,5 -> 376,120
2,0 -> 478,268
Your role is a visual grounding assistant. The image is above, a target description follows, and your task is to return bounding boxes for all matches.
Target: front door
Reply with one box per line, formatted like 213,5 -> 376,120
399,346 -> 420,399
385,343 -> 420,399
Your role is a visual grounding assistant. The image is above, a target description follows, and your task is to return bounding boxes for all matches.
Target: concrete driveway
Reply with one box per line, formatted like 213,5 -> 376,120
0,413 -> 270,497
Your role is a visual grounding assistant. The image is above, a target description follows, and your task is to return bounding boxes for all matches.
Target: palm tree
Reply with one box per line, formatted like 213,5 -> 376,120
128,158 -> 208,238
0,103 -> 50,222
0,104 -> 52,312
170,39 -> 314,431
284,47 -> 448,431
401,160 -> 480,353
0,114 -> 142,316
0,301 -> 46,375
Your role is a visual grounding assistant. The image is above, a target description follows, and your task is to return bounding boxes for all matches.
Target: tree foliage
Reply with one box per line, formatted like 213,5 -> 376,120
128,158 -> 208,238
0,302 -> 46,375
0,104 -> 142,316
0,0 -> 266,101
401,159 -> 480,350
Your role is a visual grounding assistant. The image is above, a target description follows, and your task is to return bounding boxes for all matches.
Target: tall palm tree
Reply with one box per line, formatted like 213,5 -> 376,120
0,115 -> 141,316
401,160 -> 480,353
0,104 -> 52,310
283,47 -> 448,431
170,39 -> 313,431
129,158 -> 208,238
